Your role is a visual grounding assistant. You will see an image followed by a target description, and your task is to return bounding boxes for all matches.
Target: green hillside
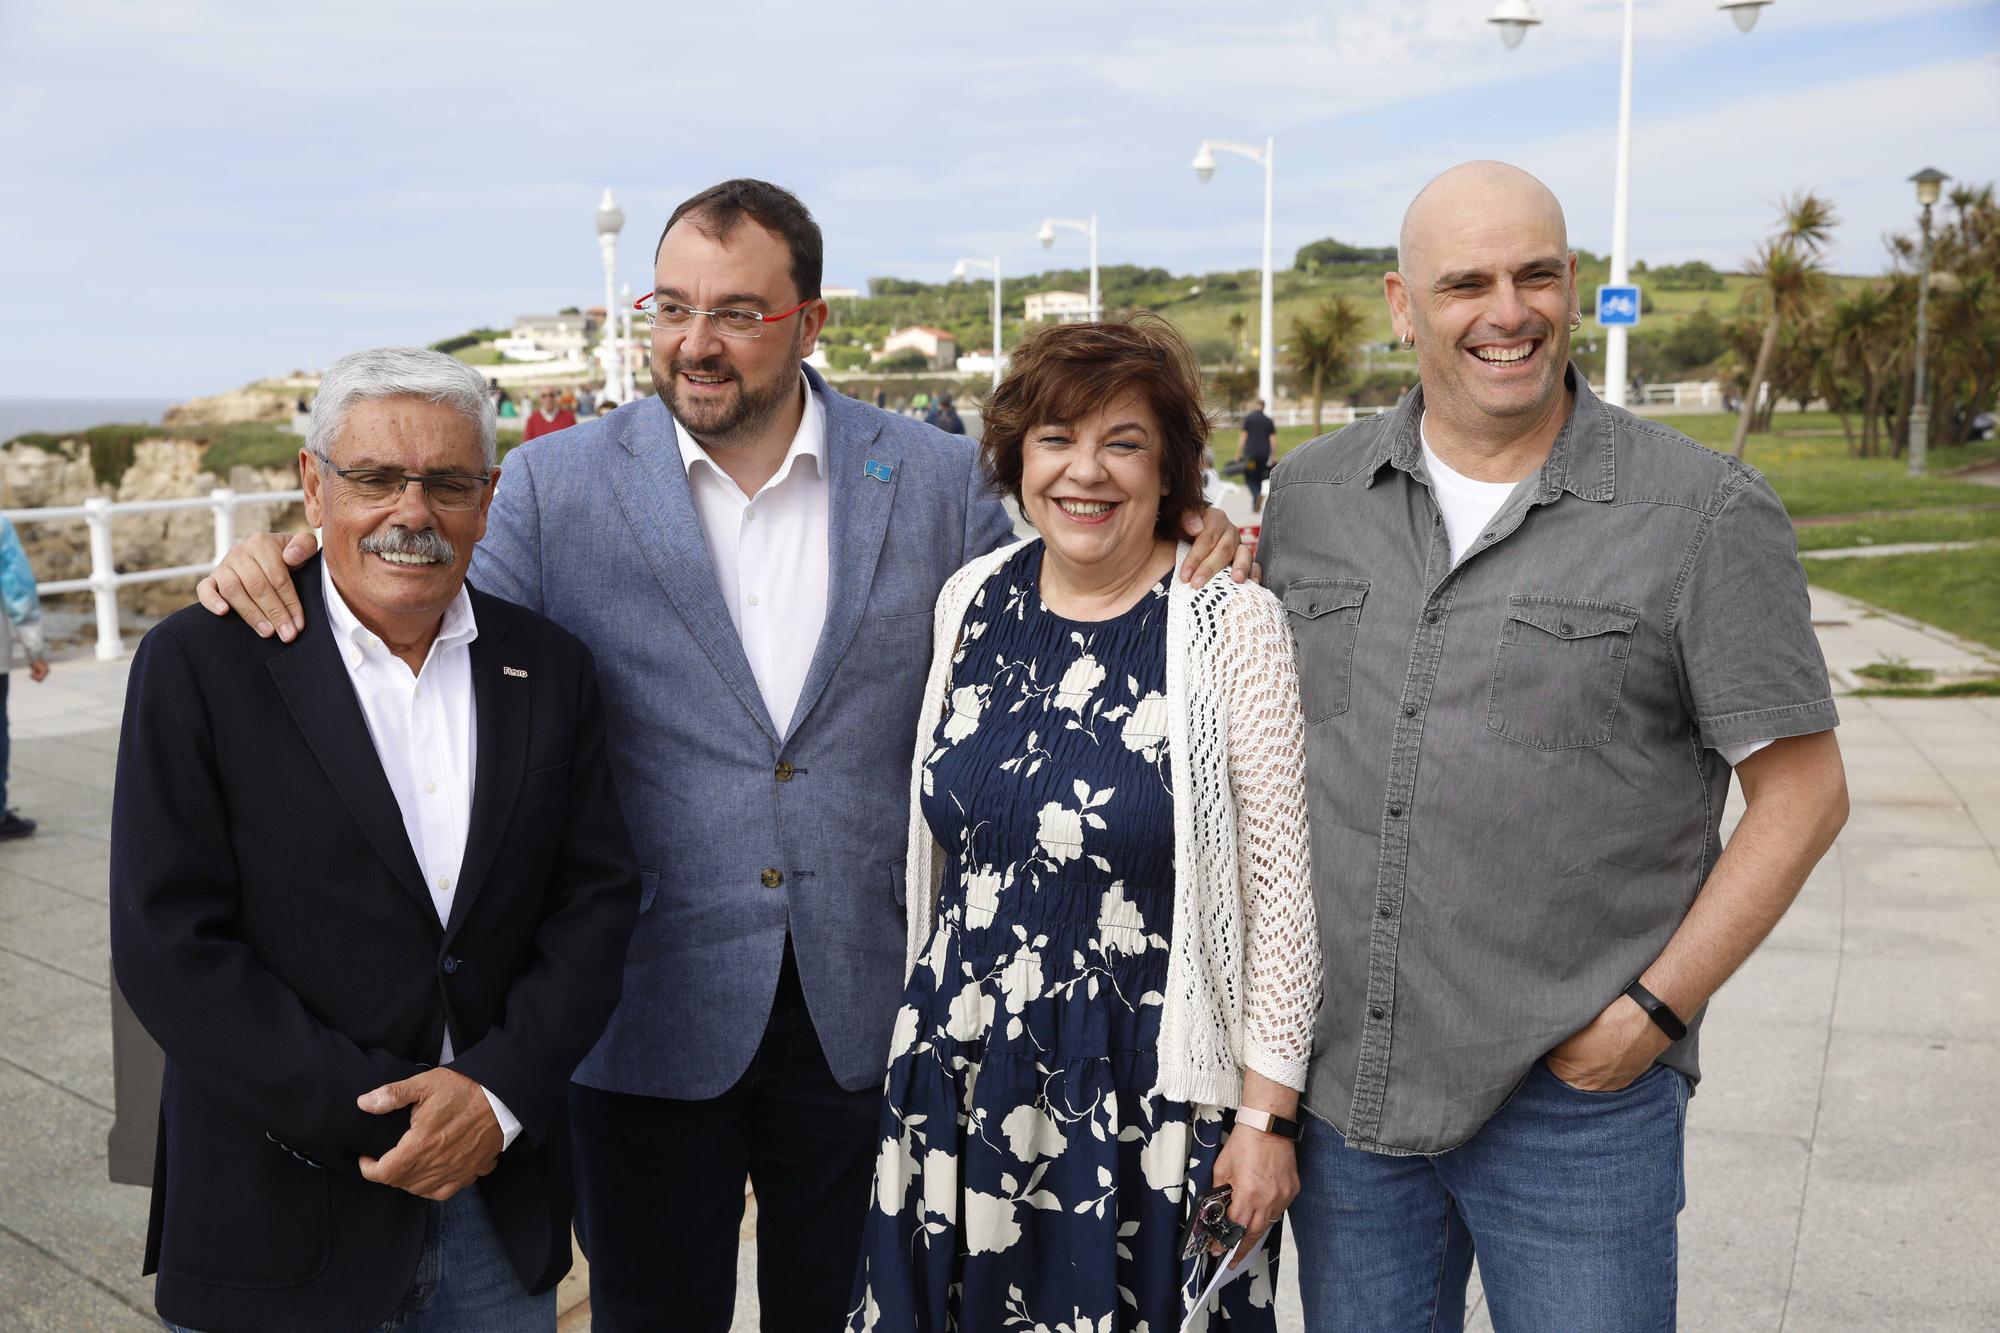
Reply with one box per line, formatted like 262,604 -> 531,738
824,242 -> 1877,390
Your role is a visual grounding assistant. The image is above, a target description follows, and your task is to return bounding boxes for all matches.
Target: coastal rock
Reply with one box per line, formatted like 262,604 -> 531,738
2,438 -> 304,624
163,384 -> 297,427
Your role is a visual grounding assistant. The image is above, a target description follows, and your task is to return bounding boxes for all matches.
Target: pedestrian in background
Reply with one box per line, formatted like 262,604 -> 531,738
0,515 -> 49,841
1238,398 -> 1277,514
930,392 -> 965,435
522,388 -> 576,442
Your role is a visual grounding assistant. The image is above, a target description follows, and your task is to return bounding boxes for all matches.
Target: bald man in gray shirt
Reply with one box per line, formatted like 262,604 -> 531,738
1260,161 -> 1849,1332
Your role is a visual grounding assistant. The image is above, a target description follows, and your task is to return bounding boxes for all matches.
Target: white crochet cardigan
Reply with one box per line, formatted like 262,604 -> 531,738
903,539 -> 1320,1106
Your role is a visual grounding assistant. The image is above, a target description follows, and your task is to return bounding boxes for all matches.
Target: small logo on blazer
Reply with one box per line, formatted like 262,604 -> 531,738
502,666 -> 529,678
863,460 -> 894,483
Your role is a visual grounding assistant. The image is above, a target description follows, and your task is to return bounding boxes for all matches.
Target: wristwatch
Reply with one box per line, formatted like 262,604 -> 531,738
1232,1107 -> 1304,1141
1624,980 -> 1689,1042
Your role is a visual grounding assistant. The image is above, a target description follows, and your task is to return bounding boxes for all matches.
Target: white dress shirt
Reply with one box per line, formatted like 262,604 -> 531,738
320,563 -> 521,1148
672,375 -> 830,735
1419,417 -> 1770,768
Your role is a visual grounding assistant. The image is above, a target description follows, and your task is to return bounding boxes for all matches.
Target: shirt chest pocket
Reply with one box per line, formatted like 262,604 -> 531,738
1284,579 -> 1369,723
1487,595 -> 1641,751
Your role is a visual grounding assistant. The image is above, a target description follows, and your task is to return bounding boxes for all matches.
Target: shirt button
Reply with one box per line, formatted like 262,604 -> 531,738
442,955 -> 460,975
1368,1005 -> 1386,1020
1481,533 -> 1496,543
748,594 -> 761,607
436,875 -> 450,891
1377,901 -> 1394,918
760,867 -> 784,889
1402,704 -> 1417,718
1388,805 -> 1404,818
1423,610 -> 1440,624
424,779 -> 438,793
775,761 -> 796,782
1560,622 -> 1575,636
744,506 -> 756,520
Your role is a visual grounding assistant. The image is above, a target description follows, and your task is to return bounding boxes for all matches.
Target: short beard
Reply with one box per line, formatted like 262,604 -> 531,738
654,329 -> 803,449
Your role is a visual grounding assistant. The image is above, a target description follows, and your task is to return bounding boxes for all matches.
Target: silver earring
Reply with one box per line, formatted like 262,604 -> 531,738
1569,312 -> 1583,331
1401,331 -> 1414,349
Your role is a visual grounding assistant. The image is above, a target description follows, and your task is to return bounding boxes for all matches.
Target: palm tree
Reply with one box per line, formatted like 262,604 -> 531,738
1828,284 -> 1906,457
1227,311 -> 1250,361
1731,192 -> 1837,458
1285,297 -> 1368,431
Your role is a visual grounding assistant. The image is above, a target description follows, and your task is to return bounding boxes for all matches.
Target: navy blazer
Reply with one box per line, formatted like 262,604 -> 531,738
110,558 -> 641,1333
472,366 -> 1016,1097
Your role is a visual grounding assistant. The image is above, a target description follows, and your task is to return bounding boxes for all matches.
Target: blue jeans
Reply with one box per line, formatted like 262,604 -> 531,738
163,1188 -> 553,1333
1290,1059 -> 1689,1333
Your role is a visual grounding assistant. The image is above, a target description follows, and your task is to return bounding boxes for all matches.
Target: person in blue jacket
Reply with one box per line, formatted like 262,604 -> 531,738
0,515 -> 50,840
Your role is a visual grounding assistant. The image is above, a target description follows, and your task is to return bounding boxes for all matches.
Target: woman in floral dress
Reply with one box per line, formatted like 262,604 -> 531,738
850,318 -> 1319,1332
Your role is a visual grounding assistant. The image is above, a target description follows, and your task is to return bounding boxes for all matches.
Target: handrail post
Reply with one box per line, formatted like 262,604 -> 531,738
211,487 -> 236,565
84,495 -> 124,660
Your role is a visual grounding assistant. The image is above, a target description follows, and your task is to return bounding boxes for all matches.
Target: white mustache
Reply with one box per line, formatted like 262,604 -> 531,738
359,527 -> 454,565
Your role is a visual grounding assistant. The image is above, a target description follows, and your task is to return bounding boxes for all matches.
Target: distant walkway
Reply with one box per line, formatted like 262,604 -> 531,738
2,605 -> 1997,1330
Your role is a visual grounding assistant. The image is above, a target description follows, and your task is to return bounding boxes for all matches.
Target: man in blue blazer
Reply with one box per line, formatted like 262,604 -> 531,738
200,179 -> 1243,1330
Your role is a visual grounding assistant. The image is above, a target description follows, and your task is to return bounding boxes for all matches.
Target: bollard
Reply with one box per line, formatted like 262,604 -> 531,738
83,495 -> 123,661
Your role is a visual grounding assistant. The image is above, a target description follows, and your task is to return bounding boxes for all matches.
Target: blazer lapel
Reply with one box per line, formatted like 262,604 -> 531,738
265,560 -> 435,924
609,397 -> 780,742
787,379 -> 899,740
445,599 -> 526,940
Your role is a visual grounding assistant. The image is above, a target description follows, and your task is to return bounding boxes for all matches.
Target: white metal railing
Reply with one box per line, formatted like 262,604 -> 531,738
2,488 -> 305,661
1211,405 -> 1396,429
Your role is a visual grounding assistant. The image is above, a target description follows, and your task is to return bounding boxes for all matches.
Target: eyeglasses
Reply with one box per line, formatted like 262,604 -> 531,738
313,456 -> 493,512
633,293 -> 815,340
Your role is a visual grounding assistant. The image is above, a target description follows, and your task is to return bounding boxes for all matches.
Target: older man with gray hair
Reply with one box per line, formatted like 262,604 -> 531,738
111,347 -> 640,1333
1260,162 -> 1849,1330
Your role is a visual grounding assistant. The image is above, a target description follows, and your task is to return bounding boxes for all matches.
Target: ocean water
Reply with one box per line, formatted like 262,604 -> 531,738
0,397 -> 180,442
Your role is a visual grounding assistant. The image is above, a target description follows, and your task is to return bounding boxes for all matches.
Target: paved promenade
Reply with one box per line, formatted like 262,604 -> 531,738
1,589 -> 1996,1330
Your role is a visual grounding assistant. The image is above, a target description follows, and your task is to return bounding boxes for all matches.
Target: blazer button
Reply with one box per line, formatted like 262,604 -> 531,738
760,868 -> 783,889
774,761 -> 796,783
441,955 -> 460,975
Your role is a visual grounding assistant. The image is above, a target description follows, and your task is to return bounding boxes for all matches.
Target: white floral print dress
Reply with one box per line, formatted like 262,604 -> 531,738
848,543 -> 1280,1333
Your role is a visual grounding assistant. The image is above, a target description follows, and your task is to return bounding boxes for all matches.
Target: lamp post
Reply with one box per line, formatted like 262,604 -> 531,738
1036,216 -> 1099,322
619,280 -> 638,404
1907,167 -> 1948,477
594,189 -> 625,399
1192,137 -> 1277,408
953,255 -> 1004,386
1489,1 -> 1771,408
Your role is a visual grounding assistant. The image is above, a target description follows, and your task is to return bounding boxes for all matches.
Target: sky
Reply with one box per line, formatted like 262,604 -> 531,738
2,0 -> 1995,399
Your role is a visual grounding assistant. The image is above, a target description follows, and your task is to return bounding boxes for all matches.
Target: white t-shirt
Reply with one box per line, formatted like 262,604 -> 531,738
1418,415 -> 1771,768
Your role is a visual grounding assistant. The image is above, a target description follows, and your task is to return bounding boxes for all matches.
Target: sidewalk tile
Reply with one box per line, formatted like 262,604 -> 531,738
1686,1020 -> 1826,1142
1679,1129 -> 1807,1333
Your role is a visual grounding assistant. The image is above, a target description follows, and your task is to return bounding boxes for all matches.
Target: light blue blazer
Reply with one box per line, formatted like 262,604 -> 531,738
470,367 -> 1015,1098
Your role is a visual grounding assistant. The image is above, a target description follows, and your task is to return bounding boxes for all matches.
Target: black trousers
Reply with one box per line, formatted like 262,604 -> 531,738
1243,454 -> 1271,503
570,942 -> 882,1332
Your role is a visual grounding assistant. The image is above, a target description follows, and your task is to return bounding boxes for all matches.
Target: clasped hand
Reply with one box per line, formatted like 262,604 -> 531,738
357,1067 -> 501,1201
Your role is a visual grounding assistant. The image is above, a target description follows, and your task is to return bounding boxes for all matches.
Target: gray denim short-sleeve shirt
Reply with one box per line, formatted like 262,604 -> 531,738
1259,368 -> 1837,1155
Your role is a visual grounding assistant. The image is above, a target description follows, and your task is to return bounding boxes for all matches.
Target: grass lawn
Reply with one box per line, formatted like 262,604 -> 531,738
1795,509 -> 2000,552
1799,543 -> 2000,651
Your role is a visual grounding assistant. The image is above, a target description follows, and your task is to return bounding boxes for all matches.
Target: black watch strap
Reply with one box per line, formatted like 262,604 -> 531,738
1624,980 -> 1688,1042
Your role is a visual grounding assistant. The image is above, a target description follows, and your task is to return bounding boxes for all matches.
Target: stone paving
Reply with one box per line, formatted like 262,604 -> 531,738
2,593 -> 1997,1330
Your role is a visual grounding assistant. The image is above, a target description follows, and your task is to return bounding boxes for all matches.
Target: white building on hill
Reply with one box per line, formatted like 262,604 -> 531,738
493,314 -> 597,363
1024,290 -> 1092,323
878,325 -> 959,370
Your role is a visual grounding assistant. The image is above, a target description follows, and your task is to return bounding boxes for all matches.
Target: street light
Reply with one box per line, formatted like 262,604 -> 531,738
1492,0 -> 1769,409
953,255 -> 1004,387
1037,216 -> 1100,321
1907,166 -> 1949,477
594,189 -> 625,402
1487,0 -> 1541,48
1192,137 -> 1277,408
619,280 -> 637,404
